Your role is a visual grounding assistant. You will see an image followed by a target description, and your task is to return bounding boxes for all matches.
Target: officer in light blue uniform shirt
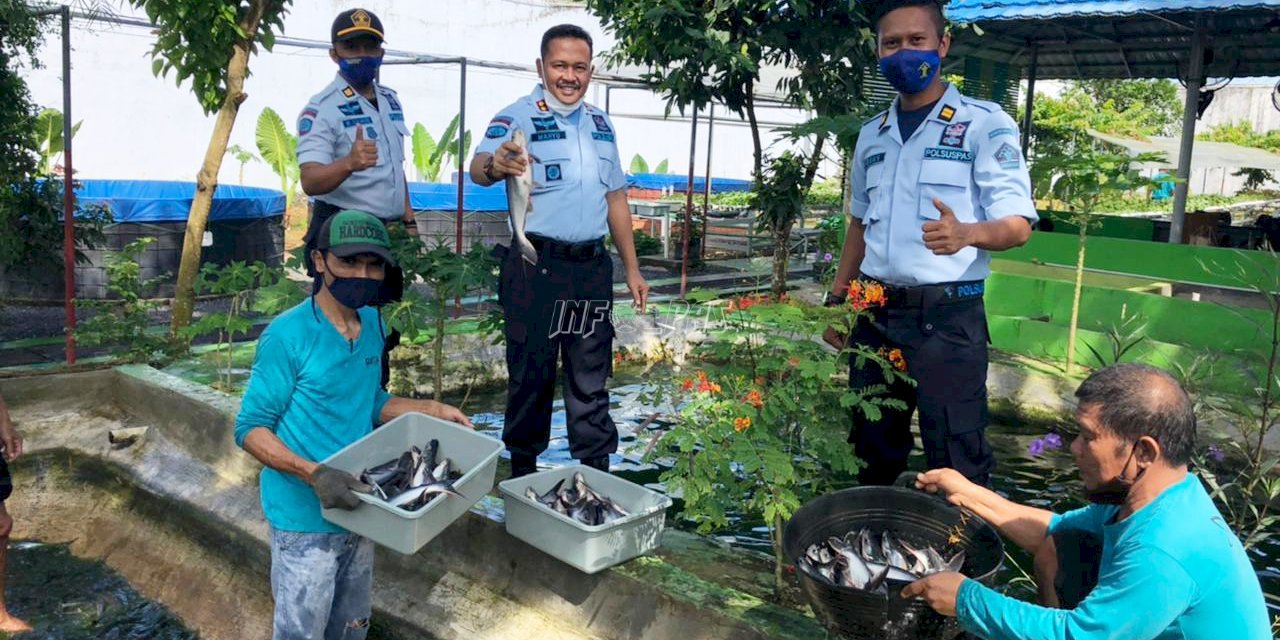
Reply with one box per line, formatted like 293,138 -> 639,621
470,24 -> 650,479
296,8 -> 414,389
829,0 -> 1036,488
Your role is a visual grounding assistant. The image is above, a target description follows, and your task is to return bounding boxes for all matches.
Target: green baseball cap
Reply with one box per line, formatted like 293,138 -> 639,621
316,210 -> 394,264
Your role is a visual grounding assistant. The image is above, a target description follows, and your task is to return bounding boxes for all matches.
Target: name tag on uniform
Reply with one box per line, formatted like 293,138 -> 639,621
592,132 -> 614,142
864,152 -> 885,169
923,147 -> 974,163
343,116 -> 374,128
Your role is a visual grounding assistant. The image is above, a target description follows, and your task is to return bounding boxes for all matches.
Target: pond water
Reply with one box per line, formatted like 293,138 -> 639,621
460,378 -> 1280,618
6,541 -> 196,640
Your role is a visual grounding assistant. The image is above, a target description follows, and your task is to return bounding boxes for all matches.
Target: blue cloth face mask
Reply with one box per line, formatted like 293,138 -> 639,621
338,55 -> 383,87
879,49 -> 941,95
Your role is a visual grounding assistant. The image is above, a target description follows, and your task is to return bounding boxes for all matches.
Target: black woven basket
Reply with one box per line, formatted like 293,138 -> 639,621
782,485 -> 1004,640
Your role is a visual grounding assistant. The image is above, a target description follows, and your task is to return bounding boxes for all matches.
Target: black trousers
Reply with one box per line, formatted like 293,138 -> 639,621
303,200 -> 405,389
847,284 -> 994,486
496,238 -> 617,461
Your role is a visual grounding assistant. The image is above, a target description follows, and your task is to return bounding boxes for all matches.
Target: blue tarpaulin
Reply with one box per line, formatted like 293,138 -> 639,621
409,180 -> 508,212
948,0 -> 1280,21
627,173 -> 752,193
72,180 -> 285,222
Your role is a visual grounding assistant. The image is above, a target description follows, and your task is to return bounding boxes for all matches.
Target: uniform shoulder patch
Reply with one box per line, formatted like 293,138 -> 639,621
342,86 -> 356,98
994,142 -> 1022,169
298,108 -> 318,136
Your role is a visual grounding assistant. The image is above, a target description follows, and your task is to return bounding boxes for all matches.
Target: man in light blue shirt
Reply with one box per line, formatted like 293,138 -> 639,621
906,363 -> 1270,640
468,24 -> 649,478
235,210 -> 471,639
827,0 -> 1037,488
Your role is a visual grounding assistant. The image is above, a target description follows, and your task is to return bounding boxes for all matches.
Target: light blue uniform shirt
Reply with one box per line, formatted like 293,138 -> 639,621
957,474 -> 1271,640
850,83 -> 1037,286
234,300 -> 392,533
296,74 -> 410,221
475,85 -> 627,243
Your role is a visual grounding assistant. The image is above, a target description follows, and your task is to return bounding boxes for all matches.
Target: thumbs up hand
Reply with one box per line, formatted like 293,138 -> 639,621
921,197 -> 973,255
345,125 -> 379,173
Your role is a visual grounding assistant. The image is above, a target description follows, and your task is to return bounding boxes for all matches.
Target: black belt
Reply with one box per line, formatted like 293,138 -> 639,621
862,277 -> 984,308
527,234 -> 606,261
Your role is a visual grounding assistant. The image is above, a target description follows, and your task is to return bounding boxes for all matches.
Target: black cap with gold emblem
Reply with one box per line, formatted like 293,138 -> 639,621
331,8 -> 384,44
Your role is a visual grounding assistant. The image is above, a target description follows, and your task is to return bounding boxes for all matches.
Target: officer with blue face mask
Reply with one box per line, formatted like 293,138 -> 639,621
297,8 -> 414,388
827,0 -> 1037,487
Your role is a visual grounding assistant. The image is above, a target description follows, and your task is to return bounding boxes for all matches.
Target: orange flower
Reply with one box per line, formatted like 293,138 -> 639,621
754,376 -> 766,386
847,280 -> 888,312
697,380 -> 712,393
745,389 -> 764,408
787,356 -> 801,367
710,382 -> 722,394
682,378 -> 694,391
733,416 -> 752,432
863,282 -> 886,307
888,348 -> 907,372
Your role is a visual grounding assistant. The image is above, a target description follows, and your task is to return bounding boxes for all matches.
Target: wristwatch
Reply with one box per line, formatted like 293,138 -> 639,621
483,156 -> 499,183
822,291 -> 846,307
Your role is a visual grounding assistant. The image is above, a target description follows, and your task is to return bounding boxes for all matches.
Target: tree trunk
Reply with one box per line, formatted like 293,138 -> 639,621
169,0 -> 270,334
801,133 -> 827,192
1065,223 -> 1088,375
745,81 -> 763,187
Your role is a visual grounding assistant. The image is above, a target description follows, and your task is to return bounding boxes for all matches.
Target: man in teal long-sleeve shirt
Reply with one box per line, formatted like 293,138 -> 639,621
235,210 -> 471,640
905,363 -> 1269,639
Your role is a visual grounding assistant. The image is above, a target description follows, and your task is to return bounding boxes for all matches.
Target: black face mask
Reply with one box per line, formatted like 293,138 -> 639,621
1085,443 -> 1147,505
318,254 -> 383,310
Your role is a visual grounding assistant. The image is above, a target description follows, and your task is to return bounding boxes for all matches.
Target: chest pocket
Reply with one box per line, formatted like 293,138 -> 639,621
918,159 -> 974,221
863,162 -> 886,223
594,139 -> 619,189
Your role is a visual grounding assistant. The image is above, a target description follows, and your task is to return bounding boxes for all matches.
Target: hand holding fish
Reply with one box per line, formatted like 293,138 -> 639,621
492,139 -> 529,177
900,571 -> 966,616
626,270 -> 650,313
310,464 -> 373,510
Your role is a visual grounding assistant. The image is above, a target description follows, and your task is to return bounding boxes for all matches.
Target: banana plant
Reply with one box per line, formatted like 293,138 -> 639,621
34,108 -> 82,175
412,115 -> 472,183
629,154 -> 649,174
255,107 -> 300,208
225,144 -> 259,184
654,159 -> 669,174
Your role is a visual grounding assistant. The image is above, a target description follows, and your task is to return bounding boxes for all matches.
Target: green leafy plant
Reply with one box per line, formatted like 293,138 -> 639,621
632,230 -> 662,256
1188,250 -> 1280,552
76,238 -> 175,364
1081,304 -> 1148,370
383,230 -> 501,398
645,286 -> 909,598
1031,146 -> 1165,374
629,154 -> 648,174
654,158 -> 669,174
180,260 -> 281,391
33,107 -> 81,176
755,151 -> 808,298
225,143 -> 259,185
255,107 -> 299,208
412,115 -> 472,183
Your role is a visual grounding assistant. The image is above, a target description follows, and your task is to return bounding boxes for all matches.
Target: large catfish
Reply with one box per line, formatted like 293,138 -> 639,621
505,128 -> 538,265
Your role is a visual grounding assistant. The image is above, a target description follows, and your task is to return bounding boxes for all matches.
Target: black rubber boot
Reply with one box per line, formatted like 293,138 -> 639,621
510,453 -> 538,479
582,456 -> 610,473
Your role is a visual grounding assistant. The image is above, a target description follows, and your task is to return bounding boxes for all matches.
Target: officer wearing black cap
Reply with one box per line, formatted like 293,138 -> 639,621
827,0 -> 1036,487
297,8 -> 413,388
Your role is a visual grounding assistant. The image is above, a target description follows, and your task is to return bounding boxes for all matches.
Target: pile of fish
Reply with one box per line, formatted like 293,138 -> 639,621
358,439 -> 464,511
798,528 -> 966,592
525,472 -> 631,526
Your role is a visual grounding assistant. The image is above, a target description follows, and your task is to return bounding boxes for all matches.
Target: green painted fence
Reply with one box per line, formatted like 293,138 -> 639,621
1003,232 -> 1280,290
986,272 -> 1272,354
1037,210 -> 1156,242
